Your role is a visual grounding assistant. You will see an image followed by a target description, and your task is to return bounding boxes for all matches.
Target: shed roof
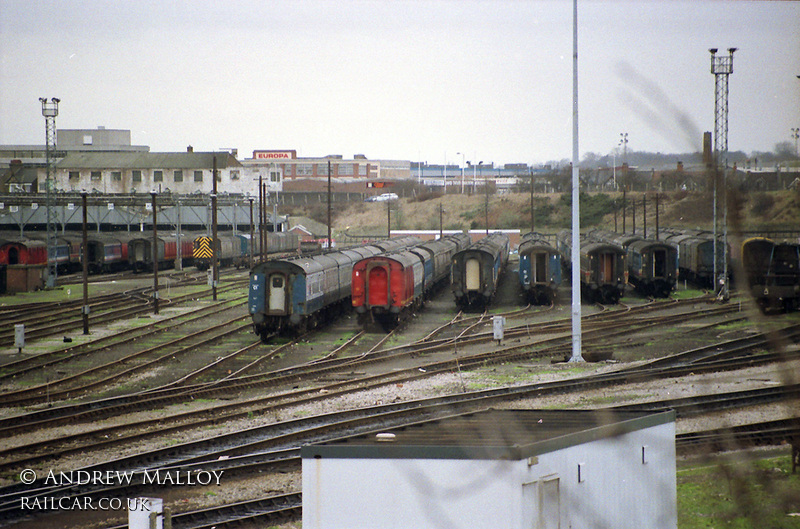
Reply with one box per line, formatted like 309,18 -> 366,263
55,152 -> 242,170
301,408 -> 674,461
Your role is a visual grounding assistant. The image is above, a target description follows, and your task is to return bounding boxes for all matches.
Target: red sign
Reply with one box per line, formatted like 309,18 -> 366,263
253,150 -> 295,160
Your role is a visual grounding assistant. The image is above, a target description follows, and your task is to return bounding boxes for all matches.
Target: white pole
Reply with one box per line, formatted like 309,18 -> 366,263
570,0 -> 584,363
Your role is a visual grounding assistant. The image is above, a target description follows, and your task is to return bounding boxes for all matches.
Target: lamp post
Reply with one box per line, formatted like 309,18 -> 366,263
248,196 -> 254,268
791,128 -> 799,157
569,0 -> 583,363
612,147 -> 617,190
151,191 -> 159,315
211,156 -> 218,302
81,191 -> 90,335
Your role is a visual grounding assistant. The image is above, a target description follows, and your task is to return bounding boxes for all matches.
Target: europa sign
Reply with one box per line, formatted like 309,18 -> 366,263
253,150 -> 295,160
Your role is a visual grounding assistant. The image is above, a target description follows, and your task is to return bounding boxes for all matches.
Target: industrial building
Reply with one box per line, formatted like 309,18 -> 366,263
302,408 -> 677,529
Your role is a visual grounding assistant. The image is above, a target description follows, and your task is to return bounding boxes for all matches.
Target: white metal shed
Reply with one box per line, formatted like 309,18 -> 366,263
301,408 -> 676,529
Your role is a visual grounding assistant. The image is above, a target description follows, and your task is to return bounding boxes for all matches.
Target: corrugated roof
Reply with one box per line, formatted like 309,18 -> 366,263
55,152 -> 242,170
301,408 -> 674,460
288,216 -> 329,237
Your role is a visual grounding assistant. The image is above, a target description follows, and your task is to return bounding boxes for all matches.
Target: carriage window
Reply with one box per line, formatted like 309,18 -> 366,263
272,277 -> 283,288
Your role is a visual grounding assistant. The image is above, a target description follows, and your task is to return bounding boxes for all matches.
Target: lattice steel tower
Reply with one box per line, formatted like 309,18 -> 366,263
40,97 -> 60,288
709,48 -> 735,297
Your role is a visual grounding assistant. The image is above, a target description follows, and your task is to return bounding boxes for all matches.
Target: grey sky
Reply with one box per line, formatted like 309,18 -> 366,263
1,0 -> 798,166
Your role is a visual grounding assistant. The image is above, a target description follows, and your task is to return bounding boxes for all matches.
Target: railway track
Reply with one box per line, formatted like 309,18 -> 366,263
0,273 -> 248,347
0,361 -> 797,527
1,305 -> 797,475
0,297 -> 775,438
1,288 -> 797,528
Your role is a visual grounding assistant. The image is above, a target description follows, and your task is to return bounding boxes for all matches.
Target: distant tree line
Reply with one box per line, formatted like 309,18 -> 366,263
545,141 -> 798,171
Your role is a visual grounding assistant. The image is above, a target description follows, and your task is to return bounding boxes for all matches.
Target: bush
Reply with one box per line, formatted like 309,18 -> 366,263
409,191 -> 443,203
558,192 -> 618,227
749,192 -> 775,218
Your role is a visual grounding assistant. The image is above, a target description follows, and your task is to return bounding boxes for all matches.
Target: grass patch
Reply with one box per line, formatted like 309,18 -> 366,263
716,320 -> 757,331
678,453 -> 800,528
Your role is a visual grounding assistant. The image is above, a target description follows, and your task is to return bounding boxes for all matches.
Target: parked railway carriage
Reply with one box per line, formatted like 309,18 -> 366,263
579,241 -> 627,304
410,233 -> 471,294
664,231 -> 730,289
0,238 -> 48,267
86,233 -> 131,273
588,230 -> 677,298
52,235 -> 82,272
352,251 -> 424,327
248,237 -> 421,340
741,237 -> 774,293
451,232 -> 510,310
128,234 -> 195,272
193,235 -> 239,271
518,232 -> 562,305
745,240 -> 800,312
352,233 -> 470,327
0,235 -> 78,272
764,242 -> 800,311
625,239 -> 677,298
194,232 -> 301,272
558,231 -> 627,304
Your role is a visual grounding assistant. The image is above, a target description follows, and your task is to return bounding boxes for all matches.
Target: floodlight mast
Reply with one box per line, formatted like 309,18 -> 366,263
40,97 -> 59,288
709,47 -> 736,299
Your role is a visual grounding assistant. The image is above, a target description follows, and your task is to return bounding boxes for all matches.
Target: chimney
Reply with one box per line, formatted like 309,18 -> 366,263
702,132 -> 712,165
187,145 -> 193,152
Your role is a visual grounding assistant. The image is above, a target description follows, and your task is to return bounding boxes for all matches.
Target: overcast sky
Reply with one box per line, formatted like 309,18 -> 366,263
1,0 -> 798,166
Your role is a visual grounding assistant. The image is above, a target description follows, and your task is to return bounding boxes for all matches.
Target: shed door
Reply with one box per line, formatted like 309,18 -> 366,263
540,477 -> 561,528
465,258 -> 481,291
523,476 -> 561,529
268,274 -> 286,312
368,266 -> 389,306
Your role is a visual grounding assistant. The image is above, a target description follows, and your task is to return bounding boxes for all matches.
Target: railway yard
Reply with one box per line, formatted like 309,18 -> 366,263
1,259 -> 799,529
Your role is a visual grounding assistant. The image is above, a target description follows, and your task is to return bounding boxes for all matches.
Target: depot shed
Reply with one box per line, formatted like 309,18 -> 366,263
301,408 -> 676,529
